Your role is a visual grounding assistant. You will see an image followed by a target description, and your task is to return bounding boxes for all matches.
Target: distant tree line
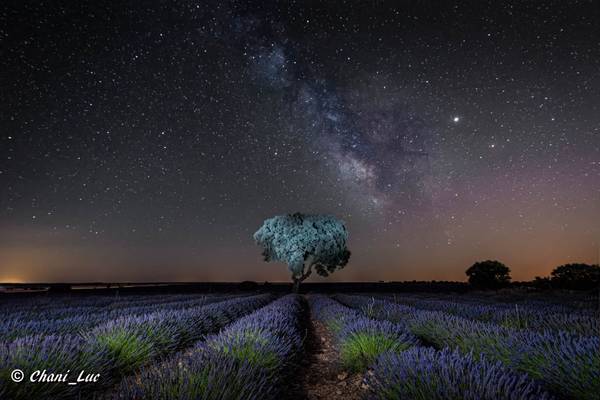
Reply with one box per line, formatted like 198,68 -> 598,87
532,263 -> 600,291
465,260 -> 600,291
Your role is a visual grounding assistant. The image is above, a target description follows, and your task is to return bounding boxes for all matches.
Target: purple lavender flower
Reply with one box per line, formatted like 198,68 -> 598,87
367,347 -> 553,400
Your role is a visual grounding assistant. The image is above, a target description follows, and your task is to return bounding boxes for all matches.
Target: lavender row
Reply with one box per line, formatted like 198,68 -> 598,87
311,296 -> 550,399
112,294 -> 305,400
0,294 -> 235,342
379,291 -> 597,314
0,293 -> 206,314
0,294 -> 273,399
337,294 -> 599,400
2,293 -> 229,325
310,295 -> 418,371
368,347 -> 552,400
373,293 -> 597,335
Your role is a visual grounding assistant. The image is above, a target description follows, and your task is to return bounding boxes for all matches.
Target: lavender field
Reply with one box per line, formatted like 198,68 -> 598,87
0,291 -> 598,400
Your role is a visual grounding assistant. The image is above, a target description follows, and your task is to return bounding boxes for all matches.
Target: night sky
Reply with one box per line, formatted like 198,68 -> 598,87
1,1 -> 599,283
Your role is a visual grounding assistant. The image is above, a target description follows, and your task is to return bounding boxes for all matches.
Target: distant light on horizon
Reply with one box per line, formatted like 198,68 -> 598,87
0,276 -> 25,284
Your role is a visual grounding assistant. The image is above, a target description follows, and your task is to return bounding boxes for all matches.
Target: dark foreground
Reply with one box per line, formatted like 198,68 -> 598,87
0,289 -> 597,399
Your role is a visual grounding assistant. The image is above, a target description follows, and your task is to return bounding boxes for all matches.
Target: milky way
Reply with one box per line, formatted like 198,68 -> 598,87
221,11 -> 438,220
0,1 -> 598,283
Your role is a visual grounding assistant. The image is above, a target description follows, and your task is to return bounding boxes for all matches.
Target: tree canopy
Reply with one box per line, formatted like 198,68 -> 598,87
465,260 -> 511,289
253,213 -> 350,292
550,263 -> 600,290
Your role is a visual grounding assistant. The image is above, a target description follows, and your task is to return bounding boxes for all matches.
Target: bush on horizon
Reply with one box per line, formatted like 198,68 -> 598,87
466,260 -> 511,289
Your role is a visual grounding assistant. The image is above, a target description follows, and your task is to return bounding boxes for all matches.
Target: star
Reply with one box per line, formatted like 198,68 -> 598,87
0,0 -> 597,284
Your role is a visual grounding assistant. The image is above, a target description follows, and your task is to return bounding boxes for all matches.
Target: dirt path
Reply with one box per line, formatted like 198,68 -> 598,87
286,298 -> 367,400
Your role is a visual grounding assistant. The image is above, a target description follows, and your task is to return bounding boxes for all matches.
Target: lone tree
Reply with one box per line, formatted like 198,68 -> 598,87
550,263 -> 600,290
254,213 -> 351,293
465,260 -> 511,289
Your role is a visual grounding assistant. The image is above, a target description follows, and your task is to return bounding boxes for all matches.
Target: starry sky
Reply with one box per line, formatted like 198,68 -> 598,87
1,0 -> 599,283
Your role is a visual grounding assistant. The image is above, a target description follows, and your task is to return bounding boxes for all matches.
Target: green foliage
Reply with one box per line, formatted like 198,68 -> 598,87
340,333 -> 412,372
185,370 -> 211,398
136,366 -> 211,399
92,329 -> 153,373
325,317 -> 345,334
254,213 -> 351,291
466,260 -> 511,289
211,330 -> 279,370
406,317 -> 513,364
361,297 -> 385,319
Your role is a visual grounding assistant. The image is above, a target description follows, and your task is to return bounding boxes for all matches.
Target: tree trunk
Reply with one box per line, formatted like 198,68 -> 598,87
292,278 -> 301,293
292,263 -> 314,293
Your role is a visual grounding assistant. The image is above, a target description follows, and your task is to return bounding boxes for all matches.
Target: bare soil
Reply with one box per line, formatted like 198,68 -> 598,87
285,299 -> 367,400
